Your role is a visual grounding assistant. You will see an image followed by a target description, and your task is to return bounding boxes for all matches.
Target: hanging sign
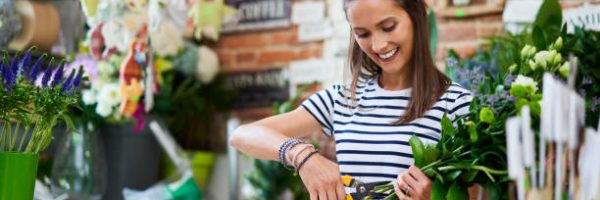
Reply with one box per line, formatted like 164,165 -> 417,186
225,68 -> 289,109
222,0 -> 292,33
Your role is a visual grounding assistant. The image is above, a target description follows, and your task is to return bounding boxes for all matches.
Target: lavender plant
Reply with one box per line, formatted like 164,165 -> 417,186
0,48 -> 83,154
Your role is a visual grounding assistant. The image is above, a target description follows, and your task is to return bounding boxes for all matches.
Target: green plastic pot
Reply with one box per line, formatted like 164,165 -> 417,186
0,152 -> 39,200
164,151 -> 215,189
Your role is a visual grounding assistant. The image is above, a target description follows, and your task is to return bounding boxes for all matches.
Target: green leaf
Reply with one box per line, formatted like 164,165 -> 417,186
409,135 -> 425,167
469,124 -> 478,143
431,178 -> 447,200
461,170 -> 479,182
60,113 -> 77,133
441,114 -> 455,137
532,26 -> 547,50
446,182 -> 469,200
533,0 -> 563,33
423,144 -> 440,166
446,170 -> 463,182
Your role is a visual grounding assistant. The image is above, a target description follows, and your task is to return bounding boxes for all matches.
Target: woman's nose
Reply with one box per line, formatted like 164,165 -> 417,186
371,36 -> 389,53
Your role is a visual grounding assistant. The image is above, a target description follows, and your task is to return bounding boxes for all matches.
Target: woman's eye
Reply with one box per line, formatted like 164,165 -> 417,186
356,32 -> 370,38
382,25 -> 396,32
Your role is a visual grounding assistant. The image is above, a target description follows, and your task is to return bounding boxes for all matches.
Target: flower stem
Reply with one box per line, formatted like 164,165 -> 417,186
18,125 -> 30,152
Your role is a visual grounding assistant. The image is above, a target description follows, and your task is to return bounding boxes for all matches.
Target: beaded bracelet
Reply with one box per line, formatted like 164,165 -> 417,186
294,149 -> 319,176
290,144 -> 315,168
278,138 -> 303,170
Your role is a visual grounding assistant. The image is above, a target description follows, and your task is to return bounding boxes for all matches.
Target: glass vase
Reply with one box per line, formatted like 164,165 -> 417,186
50,124 -> 107,200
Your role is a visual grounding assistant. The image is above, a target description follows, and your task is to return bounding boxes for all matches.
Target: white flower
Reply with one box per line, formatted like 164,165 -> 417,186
95,103 -> 113,117
97,61 -> 116,77
196,46 -> 219,83
512,75 -> 538,93
559,61 -> 570,78
150,21 -> 183,57
82,90 -> 97,105
91,79 -> 109,92
534,50 -> 551,69
98,83 -> 122,107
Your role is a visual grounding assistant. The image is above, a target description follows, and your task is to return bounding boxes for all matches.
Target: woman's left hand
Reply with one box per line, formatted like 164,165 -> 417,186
393,165 -> 432,200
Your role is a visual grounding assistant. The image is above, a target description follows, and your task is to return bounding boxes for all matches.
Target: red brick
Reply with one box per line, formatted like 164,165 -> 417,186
217,51 -> 234,64
477,25 -> 503,38
477,14 -> 503,23
236,52 -> 256,62
438,22 -> 477,42
451,45 -> 477,58
271,28 -> 297,45
217,33 -> 266,48
295,49 -> 322,60
258,51 -> 295,64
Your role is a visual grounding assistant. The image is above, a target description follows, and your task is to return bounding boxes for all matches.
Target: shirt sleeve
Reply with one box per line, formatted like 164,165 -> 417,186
300,85 -> 339,137
450,91 -> 473,121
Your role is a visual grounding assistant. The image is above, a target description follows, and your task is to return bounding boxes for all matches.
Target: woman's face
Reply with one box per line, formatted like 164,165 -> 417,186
346,0 -> 414,76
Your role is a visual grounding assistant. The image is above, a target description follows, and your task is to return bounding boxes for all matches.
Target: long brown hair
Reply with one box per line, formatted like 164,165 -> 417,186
344,0 -> 450,124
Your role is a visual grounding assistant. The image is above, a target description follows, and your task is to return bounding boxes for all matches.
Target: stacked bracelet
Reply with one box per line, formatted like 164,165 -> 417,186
278,138 -> 304,170
294,149 -> 319,176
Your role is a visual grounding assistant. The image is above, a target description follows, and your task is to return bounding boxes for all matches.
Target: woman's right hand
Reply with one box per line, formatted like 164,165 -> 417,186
297,153 -> 346,200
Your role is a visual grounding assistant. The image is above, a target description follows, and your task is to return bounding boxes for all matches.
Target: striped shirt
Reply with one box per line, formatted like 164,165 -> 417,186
301,78 -> 472,183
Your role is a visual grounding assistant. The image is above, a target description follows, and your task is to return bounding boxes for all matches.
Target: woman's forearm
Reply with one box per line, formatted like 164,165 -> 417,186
229,124 -> 289,161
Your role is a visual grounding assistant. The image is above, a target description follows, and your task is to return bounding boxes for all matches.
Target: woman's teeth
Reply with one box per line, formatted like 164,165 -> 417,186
378,48 -> 398,60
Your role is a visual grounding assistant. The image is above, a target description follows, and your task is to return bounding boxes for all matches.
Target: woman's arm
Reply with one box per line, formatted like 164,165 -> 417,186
229,107 -> 346,200
229,106 -> 322,160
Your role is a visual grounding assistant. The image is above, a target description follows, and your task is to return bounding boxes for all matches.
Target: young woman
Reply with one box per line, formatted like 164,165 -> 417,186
229,0 -> 472,199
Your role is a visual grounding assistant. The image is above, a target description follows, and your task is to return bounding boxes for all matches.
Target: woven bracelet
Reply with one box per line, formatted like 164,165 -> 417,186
294,149 -> 318,176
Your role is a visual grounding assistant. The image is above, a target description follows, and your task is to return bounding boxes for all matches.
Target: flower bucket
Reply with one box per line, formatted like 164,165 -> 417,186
0,152 -> 39,200
164,150 -> 215,189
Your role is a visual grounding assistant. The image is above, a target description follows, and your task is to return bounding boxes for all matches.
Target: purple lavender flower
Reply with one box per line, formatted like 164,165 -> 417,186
592,96 -> 600,112
504,74 -> 516,87
582,76 -> 593,85
41,59 -> 55,88
19,47 -> 35,76
72,66 -> 85,91
29,54 -> 46,81
61,68 -> 76,93
50,61 -> 64,87
8,52 -> 20,85
446,57 -> 459,68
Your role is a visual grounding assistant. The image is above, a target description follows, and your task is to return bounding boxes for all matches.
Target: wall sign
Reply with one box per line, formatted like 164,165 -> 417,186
225,68 -> 289,109
563,3 -> 600,33
222,0 -> 291,33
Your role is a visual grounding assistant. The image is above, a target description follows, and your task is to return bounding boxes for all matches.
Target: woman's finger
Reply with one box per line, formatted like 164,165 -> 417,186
327,188 -> 338,200
309,189 -> 317,200
336,180 -> 346,200
319,190 -> 328,200
401,173 -> 418,188
397,178 -> 412,197
408,165 -> 428,182
394,181 -> 403,199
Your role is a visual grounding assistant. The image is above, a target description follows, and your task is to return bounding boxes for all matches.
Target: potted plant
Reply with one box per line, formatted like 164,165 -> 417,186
0,48 -> 83,200
153,68 -> 234,188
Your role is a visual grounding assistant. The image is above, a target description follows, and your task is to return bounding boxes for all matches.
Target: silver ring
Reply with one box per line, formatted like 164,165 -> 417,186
403,186 -> 411,196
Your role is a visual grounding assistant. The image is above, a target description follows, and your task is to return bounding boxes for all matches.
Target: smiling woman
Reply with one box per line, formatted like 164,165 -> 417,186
229,0 -> 471,200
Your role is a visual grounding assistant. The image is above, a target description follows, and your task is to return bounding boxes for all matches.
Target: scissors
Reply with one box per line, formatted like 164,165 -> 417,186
341,175 -> 392,200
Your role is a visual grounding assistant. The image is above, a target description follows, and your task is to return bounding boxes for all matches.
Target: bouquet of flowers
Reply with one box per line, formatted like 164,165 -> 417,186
0,48 -> 83,153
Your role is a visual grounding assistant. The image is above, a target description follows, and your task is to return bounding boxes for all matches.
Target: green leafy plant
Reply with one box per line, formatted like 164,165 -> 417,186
0,48 -> 83,153
153,70 -> 234,150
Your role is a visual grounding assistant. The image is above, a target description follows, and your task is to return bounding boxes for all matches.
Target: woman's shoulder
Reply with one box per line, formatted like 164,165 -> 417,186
444,82 -> 472,99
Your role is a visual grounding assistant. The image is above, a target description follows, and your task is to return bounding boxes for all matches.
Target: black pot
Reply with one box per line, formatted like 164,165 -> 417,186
100,120 -> 160,200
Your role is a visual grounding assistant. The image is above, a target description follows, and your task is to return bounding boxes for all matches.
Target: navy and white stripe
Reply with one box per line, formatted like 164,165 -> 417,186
301,78 -> 472,183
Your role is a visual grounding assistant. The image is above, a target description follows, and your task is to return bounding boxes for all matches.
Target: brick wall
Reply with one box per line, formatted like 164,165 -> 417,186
212,27 -> 323,74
